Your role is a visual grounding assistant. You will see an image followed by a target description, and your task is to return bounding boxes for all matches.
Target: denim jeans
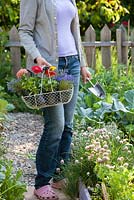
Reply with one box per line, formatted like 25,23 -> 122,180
35,55 -> 80,189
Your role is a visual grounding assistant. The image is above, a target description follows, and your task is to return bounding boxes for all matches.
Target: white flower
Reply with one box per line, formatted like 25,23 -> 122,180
60,159 -> 64,164
71,142 -> 74,147
56,168 -> 61,173
102,156 -> 110,162
97,158 -> 103,163
103,152 -> 109,157
100,148 -> 106,153
116,136 -> 120,141
107,150 -> 111,154
105,164 -> 115,169
85,145 -> 90,150
82,132 -> 88,136
123,163 -> 129,168
117,157 -> 124,162
123,146 -> 129,151
103,144 -> 108,149
87,126 -> 92,131
87,172 -> 90,176
75,160 -> 79,164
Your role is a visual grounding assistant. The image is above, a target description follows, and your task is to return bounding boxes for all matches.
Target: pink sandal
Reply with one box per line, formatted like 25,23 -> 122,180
34,185 -> 59,200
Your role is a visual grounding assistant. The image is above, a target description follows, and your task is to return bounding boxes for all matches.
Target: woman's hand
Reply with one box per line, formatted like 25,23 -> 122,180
81,66 -> 92,83
16,69 -> 28,78
35,56 -> 51,68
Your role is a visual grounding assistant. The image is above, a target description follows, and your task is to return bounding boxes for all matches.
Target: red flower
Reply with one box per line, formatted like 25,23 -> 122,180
45,69 -> 57,77
122,21 -> 128,27
31,66 -> 43,74
109,22 -> 115,28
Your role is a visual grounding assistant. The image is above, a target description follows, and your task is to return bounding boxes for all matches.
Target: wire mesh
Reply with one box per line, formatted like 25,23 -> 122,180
21,88 -> 73,109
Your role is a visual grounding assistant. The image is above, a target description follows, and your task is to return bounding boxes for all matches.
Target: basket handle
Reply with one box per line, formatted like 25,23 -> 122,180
40,66 -> 54,93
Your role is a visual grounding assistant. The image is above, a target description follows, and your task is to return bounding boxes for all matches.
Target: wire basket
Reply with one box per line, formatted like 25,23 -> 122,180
21,88 -> 74,109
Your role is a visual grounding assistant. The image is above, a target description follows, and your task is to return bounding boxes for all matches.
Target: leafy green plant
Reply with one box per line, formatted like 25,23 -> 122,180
41,78 -> 59,92
76,0 -> 129,36
58,80 -> 73,91
76,64 -> 134,141
63,123 -> 134,199
0,98 -> 15,123
0,160 -> 26,200
8,71 -> 74,96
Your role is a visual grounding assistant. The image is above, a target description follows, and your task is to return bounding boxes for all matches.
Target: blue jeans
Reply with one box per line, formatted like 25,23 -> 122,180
35,55 -> 80,189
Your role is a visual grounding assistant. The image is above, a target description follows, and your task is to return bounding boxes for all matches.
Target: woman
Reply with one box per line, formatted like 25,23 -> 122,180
18,0 -> 91,199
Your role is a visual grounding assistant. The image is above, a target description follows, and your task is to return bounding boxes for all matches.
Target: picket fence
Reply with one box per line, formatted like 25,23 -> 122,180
5,24 -> 134,75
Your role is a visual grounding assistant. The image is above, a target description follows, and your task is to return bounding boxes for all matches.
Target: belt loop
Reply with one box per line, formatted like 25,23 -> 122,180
65,56 -> 68,67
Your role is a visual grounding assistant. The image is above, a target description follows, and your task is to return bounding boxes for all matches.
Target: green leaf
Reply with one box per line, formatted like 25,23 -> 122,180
112,95 -> 129,113
94,102 -> 112,119
124,90 -> 134,109
0,99 -> 8,113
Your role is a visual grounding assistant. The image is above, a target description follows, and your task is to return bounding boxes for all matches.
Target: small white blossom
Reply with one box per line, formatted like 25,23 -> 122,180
105,164 -> 115,169
117,157 -> 124,162
71,142 -> 74,147
75,160 -> 79,164
123,146 -> 129,151
97,158 -> 103,163
87,172 -> 90,176
116,136 -> 120,141
100,148 -> 106,153
102,156 -> 110,162
123,163 -> 129,168
103,144 -> 108,149
103,152 -> 109,157
56,168 -> 61,173
60,159 -> 64,164
87,126 -> 92,131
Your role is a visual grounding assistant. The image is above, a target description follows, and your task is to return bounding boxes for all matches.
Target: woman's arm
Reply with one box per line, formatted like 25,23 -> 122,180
18,0 -> 41,60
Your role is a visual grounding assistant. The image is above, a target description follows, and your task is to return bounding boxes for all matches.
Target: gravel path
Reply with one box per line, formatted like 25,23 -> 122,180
1,112 -> 76,200
2,112 -> 44,186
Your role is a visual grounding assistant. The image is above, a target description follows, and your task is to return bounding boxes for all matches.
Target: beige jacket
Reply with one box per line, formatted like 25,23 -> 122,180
19,0 -> 87,69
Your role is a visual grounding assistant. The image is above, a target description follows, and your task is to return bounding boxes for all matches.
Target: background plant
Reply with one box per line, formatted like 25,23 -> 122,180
0,90 -> 26,200
75,63 -> 134,142
63,123 -> 134,199
0,160 -> 26,200
76,0 -> 129,37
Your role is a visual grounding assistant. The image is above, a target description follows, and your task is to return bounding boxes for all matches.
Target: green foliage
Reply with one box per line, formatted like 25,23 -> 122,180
0,0 -> 129,36
8,73 -> 74,96
0,0 -> 20,30
121,0 -> 134,26
42,78 -> 59,92
100,167 -> 134,200
63,123 -> 134,199
75,64 -> 134,142
0,137 -> 6,158
76,0 -> 129,36
58,80 -> 73,91
0,30 -> 12,86
0,98 -> 14,123
0,160 -> 26,200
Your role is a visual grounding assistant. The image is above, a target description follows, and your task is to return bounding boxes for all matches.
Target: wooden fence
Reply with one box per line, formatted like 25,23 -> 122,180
5,24 -> 134,75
